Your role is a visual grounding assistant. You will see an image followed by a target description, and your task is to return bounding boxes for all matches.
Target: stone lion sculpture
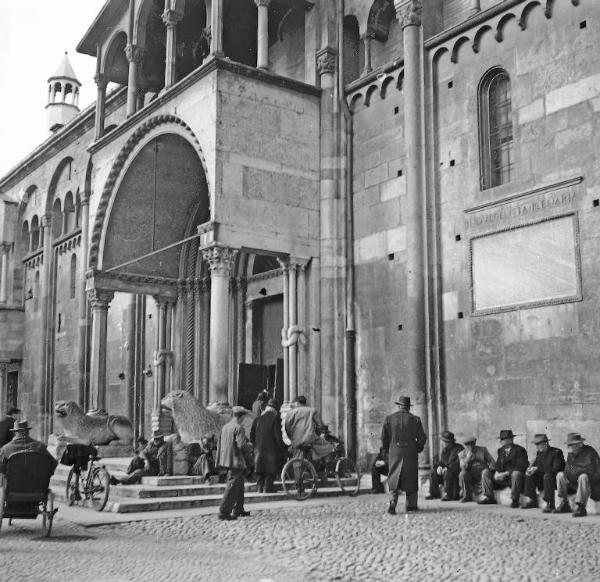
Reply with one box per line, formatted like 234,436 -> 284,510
161,390 -> 255,444
54,400 -> 134,445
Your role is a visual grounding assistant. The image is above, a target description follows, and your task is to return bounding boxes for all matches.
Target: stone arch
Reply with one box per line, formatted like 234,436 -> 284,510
519,1 -> 543,30
496,13 -> 518,42
103,30 -> 129,84
366,0 -> 395,42
472,25 -> 493,54
45,156 -> 75,216
450,36 -> 471,64
89,115 -> 210,275
380,75 -> 395,99
364,84 -> 379,107
350,93 -> 364,112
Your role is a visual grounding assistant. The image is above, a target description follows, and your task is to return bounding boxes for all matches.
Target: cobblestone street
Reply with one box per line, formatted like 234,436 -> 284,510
2,495 -> 600,582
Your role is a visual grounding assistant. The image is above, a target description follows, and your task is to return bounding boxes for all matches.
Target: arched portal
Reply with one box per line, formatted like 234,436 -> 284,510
101,133 -> 209,278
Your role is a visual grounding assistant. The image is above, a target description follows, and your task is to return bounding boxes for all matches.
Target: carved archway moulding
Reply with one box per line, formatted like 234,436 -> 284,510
88,114 -> 210,271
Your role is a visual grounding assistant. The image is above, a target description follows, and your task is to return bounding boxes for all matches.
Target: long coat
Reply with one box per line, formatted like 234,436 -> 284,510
495,444 -> 529,474
381,409 -> 427,494
250,409 -> 285,474
531,446 -> 565,477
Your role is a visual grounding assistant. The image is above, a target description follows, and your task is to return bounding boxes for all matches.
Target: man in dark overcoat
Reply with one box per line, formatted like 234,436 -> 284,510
250,398 -> 285,493
479,429 -> 528,507
522,433 -> 565,512
216,406 -> 251,520
381,395 -> 427,514
426,430 -> 463,501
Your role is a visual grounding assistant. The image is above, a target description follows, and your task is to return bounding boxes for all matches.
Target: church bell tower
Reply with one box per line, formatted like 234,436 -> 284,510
46,52 -> 81,132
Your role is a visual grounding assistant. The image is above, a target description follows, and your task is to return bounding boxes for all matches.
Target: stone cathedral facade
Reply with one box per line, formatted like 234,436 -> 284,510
0,0 -> 598,468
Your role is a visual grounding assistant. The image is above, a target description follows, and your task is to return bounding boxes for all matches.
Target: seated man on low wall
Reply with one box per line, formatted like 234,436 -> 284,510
555,432 -> 600,518
479,429 -> 528,508
111,431 -> 172,485
458,436 -> 495,502
426,430 -> 463,501
522,433 -> 565,512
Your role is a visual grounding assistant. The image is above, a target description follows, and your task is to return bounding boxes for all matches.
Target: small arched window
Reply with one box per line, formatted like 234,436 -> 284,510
479,68 -> 514,190
70,254 -> 77,299
30,216 -> 40,250
52,199 -> 63,239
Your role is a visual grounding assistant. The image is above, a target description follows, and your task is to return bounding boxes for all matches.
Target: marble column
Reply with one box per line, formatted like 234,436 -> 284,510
210,0 -> 223,56
152,296 -> 173,415
77,192 -> 90,408
87,288 -> 114,413
255,0 -> 271,70
296,259 -> 309,397
162,7 -> 184,89
0,243 -> 9,303
277,258 -> 290,404
469,0 -> 481,17
125,44 -> 144,117
288,262 -> 297,402
394,0 -> 428,438
39,214 -> 53,438
94,75 -> 107,141
202,246 -> 237,407
362,33 -> 373,76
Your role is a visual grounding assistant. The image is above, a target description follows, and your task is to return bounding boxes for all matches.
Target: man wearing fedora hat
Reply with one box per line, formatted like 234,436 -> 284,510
522,433 -> 565,512
426,430 -> 463,501
381,395 -> 427,514
0,406 -> 20,448
479,429 -> 528,507
0,420 -> 57,476
458,436 -> 495,502
555,433 -> 600,517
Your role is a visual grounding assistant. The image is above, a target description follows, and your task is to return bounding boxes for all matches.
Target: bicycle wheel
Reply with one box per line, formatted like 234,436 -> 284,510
88,467 -> 110,512
41,492 -> 55,537
281,458 -> 318,501
65,467 -> 81,506
335,457 -> 360,497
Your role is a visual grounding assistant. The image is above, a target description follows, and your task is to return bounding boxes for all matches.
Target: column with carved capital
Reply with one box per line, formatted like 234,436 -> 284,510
277,258 -> 290,405
77,192 -> 90,408
87,289 -> 114,413
288,262 -> 298,402
394,0 -> 429,455
203,246 -> 237,407
0,243 -> 10,303
152,296 -> 174,416
94,41 -> 107,140
255,0 -> 271,70
362,33 -> 373,76
125,44 -> 144,117
296,258 -> 309,396
163,7 -> 184,88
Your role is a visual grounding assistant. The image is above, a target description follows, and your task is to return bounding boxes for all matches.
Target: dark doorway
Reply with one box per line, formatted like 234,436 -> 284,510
6,371 -> 18,407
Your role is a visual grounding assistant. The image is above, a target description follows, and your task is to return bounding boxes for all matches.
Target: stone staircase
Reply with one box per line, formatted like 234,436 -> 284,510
50,458 -> 365,514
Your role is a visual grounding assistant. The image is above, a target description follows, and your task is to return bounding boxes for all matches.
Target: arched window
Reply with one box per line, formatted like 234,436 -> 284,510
64,191 -> 76,233
343,16 -> 361,86
479,68 -> 514,189
70,254 -> 77,299
52,198 -> 63,239
31,216 -> 40,250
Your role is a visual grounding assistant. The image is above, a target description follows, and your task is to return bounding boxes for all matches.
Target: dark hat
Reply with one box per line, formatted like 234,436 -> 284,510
7,407 -> 20,415
294,395 -> 307,405
11,420 -> 31,432
441,430 -> 455,443
532,433 -> 549,445
566,432 -> 585,446
463,435 -> 477,445
152,430 -> 164,440
394,396 -> 411,408
498,429 -> 515,440
267,398 -> 279,409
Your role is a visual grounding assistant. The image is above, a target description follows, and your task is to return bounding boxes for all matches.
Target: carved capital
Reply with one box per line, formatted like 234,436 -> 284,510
289,256 -> 311,271
316,48 -> 337,76
276,256 -> 289,273
125,44 -> 145,64
94,74 -> 108,90
87,288 -> 114,309
202,246 -> 238,277
40,214 -> 52,229
153,294 -> 176,307
395,0 -> 422,29
254,0 -> 271,7
162,8 -> 184,27
0,242 -> 11,254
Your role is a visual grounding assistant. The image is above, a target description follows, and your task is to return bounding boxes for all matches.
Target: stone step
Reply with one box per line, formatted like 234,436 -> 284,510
494,487 -> 600,514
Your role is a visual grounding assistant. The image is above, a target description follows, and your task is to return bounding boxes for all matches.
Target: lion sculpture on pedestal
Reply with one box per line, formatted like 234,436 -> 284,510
161,390 -> 255,443
54,401 -> 134,445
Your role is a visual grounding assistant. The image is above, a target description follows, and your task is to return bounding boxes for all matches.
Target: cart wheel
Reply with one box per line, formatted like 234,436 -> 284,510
89,467 -> 110,512
42,492 -> 54,538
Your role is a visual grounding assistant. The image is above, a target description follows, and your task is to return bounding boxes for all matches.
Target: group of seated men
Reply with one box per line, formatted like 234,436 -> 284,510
372,428 -> 600,518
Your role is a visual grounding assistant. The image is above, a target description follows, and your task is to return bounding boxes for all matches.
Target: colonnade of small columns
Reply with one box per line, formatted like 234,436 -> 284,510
47,82 -> 80,107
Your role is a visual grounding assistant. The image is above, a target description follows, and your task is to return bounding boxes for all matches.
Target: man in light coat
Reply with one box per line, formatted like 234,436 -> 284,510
284,395 -> 333,461
381,395 -> 427,514
216,406 -> 251,521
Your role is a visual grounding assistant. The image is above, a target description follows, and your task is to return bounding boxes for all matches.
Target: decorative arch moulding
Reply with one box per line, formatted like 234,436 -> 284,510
427,0 -> 582,66
88,114 -> 209,271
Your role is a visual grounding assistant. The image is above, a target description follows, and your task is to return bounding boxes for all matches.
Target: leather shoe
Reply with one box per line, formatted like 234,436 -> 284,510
510,499 -> 520,508
553,501 -> 572,514
218,514 -> 237,521
425,495 -> 439,500
522,500 -> 538,509
441,495 -> 452,502
572,503 -> 587,518
387,504 -> 396,515
542,505 -> 554,513
405,506 -> 419,512
477,496 -> 496,505
233,510 -> 251,517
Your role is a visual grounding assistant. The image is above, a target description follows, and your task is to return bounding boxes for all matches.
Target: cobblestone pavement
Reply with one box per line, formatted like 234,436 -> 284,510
2,495 -> 600,582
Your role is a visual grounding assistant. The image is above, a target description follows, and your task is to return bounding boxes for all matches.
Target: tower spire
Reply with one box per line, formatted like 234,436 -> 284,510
46,52 -> 82,132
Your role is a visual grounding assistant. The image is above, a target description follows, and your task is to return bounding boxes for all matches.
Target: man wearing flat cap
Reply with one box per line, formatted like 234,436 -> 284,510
458,436 -> 495,502
0,420 -> 57,476
479,429 -> 528,507
216,406 -> 251,520
381,395 -> 427,514
426,430 -> 463,501
522,433 -> 565,512
555,433 -> 600,517
0,406 -> 20,448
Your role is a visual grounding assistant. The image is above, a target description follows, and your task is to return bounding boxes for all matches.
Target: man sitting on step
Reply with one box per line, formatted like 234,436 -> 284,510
110,431 -> 172,485
522,433 -> 564,512
426,430 -> 463,501
554,432 -> 600,518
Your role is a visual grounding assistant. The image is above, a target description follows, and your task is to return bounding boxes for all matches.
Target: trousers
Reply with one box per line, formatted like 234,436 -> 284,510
557,472 -> 591,506
219,468 -> 245,517
481,469 -> 524,501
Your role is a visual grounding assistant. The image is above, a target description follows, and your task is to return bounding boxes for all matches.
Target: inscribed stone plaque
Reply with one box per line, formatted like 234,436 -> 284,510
471,215 -> 580,314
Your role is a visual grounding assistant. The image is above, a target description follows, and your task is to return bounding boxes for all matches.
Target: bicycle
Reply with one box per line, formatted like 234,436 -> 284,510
61,444 -> 111,512
280,435 -> 360,501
